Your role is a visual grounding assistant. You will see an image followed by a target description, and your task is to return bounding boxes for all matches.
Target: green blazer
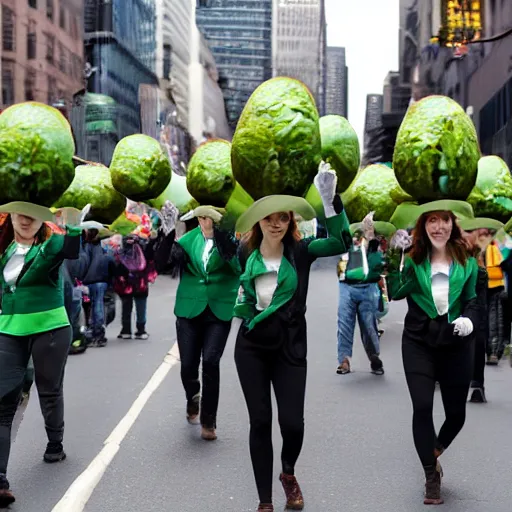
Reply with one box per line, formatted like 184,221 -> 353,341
174,227 -> 239,322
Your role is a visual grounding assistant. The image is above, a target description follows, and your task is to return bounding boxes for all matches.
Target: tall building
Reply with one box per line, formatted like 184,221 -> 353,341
0,0 -> 84,108
383,71 -> 411,114
80,0 -> 159,163
272,0 -> 327,114
325,46 -> 348,118
196,0 -> 273,130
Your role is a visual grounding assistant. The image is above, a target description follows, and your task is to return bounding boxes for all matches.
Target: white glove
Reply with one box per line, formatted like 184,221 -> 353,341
452,317 -> 473,337
362,212 -> 375,240
79,204 -> 92,224
314,162 -> 337,205
80,220 -> 105,231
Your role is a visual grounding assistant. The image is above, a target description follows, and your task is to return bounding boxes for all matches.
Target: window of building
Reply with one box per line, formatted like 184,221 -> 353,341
2,60 -> 15,105
87,139 -> 100,161
59,5 -> 66,29
70,16 -> 78,39
46,33 -> 55,64
47,75 -> 57,104
25,69 -> 36,101
47,0 -> 54,21
163,44 -> 172,78
29,0 -> 37,8
27,22 -> 37,59
2,6 -> 15,52
59,42 -> 67,73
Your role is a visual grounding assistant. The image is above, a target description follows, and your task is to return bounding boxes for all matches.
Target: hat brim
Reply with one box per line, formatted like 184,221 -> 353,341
416,200 -> 474,220
235,195 -> 316,233
458,217 -> 504,232
350,221 -> 397,238
505,217 -> 512,235
0,202 -> 54,222
390,203 -> 420,230
179,205 -> 226,222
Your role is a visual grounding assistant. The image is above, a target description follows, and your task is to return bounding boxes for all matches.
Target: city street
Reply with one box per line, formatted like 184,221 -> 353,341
7,258 -> 512,512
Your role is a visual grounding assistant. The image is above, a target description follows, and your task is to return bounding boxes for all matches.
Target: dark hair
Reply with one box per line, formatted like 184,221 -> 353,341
0,215 -> 51,255
409,211 -> 469,266
242,212 -> 302,254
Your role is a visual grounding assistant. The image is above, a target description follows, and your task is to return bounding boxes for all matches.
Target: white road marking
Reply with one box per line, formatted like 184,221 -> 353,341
51,342 -> 180,512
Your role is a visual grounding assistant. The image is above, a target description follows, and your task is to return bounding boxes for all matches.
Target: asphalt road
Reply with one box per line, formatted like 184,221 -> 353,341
6,259 -> 512,512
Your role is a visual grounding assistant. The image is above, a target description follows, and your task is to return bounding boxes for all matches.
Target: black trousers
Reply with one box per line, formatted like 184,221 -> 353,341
235,335 -> 307,504
402,334 -> 473,468
0,326 -> 71,474
176,307 -> 231,428
472,332 -> 486,388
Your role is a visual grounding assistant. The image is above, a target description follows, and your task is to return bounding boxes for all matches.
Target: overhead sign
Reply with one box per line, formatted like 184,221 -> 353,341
439,0 -> 483,46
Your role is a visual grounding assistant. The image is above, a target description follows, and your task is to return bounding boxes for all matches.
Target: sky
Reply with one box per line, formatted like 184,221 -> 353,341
325,0 -> 400,146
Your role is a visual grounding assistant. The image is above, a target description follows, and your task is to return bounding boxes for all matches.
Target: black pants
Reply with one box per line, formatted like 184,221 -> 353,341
402,335 -> 473,468
472,332 -> 486,388
488,287 -> 506,358
235,337 -> 307,504
176,307 -> 231,428
120,295 -> 147,334
0,326 -> 71,474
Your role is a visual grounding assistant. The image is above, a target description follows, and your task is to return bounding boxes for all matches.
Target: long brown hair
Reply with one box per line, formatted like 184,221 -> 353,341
0,215 -> 52,255
409,211 -> 469,266
242,212 -> 302,254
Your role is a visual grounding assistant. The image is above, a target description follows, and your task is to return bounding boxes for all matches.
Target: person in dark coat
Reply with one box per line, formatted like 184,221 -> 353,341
214,166 -> 351,512
387,201 -> 479,506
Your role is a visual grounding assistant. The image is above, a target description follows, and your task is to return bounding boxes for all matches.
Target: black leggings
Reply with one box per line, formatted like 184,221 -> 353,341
235,338 -> 306,504
402,335 -> 473,468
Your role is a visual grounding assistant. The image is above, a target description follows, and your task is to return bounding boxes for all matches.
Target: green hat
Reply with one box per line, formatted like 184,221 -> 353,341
0,202 -> 54,222
179,205 -> 226,223
350,221 -> 397,238
236,195 -> 316,233
390,203 -> 420,230
458,217 -> 504,232
416,200 -> 474,220
505,217 -> 512,235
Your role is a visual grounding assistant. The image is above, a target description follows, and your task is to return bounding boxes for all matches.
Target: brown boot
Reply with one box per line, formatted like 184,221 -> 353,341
280,473 -> 304,510
257,504 -> 274,511
201,426 -> 217,441
186,394 -> 200,425
0,475 -> 15,507
424,464 -> 443,505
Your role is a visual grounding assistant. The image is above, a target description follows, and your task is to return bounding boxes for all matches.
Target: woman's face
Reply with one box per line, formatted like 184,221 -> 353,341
11,214 -> 42,242
475,228 -> 494,249
425,212 -> 452,250
198,216 -> 213,236
259,212 -> 291,242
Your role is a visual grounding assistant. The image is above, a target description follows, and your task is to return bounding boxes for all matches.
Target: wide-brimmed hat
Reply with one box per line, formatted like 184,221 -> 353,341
350,221 -> 397,238
458,217 -> 504,232
179,205 -> 226,223
390,203 -> 420,230
0,201 -> 54,222
235,195 -> 316,234
415,200 -> 474,220
505,217 -> 512,235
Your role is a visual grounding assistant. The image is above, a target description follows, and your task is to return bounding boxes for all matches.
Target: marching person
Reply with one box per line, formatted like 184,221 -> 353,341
387,201 -> 479,505
170,206 -> 239,441
215,165 -> 351,512
0,202 -> 83,507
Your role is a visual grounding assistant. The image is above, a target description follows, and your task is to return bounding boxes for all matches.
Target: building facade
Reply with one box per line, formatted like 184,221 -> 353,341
79,0 -> 159,163
325,46 -> 347,118
272,0 -> 326,114
1,0 -> 84,109
196,0 -> 273,130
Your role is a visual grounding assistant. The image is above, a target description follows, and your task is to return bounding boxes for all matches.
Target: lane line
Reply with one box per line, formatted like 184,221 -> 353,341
52,342 -> 180,512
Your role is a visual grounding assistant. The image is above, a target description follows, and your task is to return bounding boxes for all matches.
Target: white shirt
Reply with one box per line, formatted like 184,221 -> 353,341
202,238 -> 214,270
431,262 -> 450,316
3,243 -> 32,286
255,257 -> 281,311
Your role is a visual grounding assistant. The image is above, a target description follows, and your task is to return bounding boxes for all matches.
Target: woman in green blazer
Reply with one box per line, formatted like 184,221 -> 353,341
170,206 -> 240,441
0,202 -> 83,507
387,200 -> 479,506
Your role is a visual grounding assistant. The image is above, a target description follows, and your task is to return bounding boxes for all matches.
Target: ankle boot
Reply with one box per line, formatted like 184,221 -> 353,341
424,464 -> 443,505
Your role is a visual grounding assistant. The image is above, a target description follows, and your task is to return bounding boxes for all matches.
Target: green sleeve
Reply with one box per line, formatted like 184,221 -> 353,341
364,252 -> 384,282
462,258 -> 478,302
44,226 -> 82,258
387,257 -> 416,301
307,212 -> 352,258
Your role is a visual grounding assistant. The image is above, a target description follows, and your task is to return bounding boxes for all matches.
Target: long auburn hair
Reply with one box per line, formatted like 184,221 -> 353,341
409,211 -> 469,266
242,212 -> 302,254
0,215 -> 52,255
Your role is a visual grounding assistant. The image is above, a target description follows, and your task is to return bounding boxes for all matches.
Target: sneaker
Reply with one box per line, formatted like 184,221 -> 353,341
279,473 -> 304,510
0,474 -> 14,507
69,339 -> 87,355
257,504 -> 274,511
469,387 -> 487,403
424,464 -> 443,505
135,331 -> 149,340
336,358 -> 351,375
378,329 -> 384,338
201,426 -> 217,441
186,394 -> 200,425
486,354 -> 499,365
117,332 -> 132,340
370,355 -> 385,376
43,442 -> 66,463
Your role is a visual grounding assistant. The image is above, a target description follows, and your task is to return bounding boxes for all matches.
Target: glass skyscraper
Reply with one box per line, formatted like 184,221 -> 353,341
325,47 -> 348,118
196,0 -> 273,129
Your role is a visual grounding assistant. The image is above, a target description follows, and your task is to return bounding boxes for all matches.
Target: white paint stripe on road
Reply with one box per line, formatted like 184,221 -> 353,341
51,342 -> 180,512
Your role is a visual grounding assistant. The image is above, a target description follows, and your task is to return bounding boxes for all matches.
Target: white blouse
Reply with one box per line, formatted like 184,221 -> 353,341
202,238 -> 214,270
3,243 -> 32,286
255,257 -> 281,311
431,262 -> 450,316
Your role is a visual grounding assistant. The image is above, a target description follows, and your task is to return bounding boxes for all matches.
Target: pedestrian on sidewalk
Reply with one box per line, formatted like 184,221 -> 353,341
336,217 -> 394,375
0,202 -> 83,507
214,166 -> 350,512
170,205 -> 239,441
387,200 -> 479,506
460,217 -> 504,403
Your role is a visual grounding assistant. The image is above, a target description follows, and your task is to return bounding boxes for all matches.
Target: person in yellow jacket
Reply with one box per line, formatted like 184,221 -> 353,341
484,238 -> 507,364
